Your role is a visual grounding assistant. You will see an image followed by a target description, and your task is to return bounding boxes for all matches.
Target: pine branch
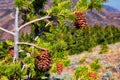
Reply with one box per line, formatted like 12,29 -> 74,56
34,22 -> 51,42
19,16 -> 51,30
17,42 -> 47,50
0,27 -> 14,35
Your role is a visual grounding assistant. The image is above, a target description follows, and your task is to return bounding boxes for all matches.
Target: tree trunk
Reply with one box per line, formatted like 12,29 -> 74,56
14,7 -> 19,60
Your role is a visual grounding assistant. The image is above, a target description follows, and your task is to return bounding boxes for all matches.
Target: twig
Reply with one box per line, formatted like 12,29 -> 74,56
0,27 -> 14,35
19,16 -> 51,30
17,42 -> 47,50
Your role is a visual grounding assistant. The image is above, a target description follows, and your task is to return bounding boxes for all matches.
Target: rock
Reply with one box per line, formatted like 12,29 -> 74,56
100,61 -> 112,68
101,71 -> 113,80
114,64 -> 120,72
96,54 -> 106,59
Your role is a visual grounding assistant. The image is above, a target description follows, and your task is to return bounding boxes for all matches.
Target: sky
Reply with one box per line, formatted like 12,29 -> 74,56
104,0 -> 120,10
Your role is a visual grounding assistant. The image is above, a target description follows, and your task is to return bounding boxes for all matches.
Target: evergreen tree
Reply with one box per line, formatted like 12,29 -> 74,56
0,0 -> 109,79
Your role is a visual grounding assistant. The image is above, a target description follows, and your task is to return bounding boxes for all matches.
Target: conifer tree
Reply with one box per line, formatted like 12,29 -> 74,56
0,0 -> 106,79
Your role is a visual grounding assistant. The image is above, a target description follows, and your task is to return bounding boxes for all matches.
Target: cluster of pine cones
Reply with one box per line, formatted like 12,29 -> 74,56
36,50 -> 52,71
74,11 -> 87,29
56,62 -> 64,75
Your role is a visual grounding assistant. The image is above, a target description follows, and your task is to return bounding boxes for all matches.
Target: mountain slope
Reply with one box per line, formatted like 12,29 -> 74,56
85,5 -> 120,27
0,0 -> 14,40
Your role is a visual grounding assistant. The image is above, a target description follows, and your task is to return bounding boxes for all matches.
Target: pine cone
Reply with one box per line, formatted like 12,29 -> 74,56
74,11 -> 87,29
9,47 -> 14,57
36,50 -> 52,71
56,62 -> 64,75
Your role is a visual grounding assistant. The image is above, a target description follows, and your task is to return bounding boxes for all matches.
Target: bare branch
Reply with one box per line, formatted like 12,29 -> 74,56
17,42 -> 47,50
0,27 -> 14,35
19,16 -> 51,30
13,7 -> 19,61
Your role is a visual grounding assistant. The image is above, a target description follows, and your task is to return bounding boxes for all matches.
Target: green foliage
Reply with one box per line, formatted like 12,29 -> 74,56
14,0 -> 25,8
0,51 -> 38,79
14,0 -> 32,8
0,40 -> 13,60
20,24 -> 120,57
69,28 -> 85,54
73,66 -> 95,80
36,26 -> 70,63
90,59 -> 101,71
104,26 -> 114,44
79,56 -> 86,63
75,0 -> 106,12
0,76 -> 8,80
47,0 -> 75,26
20,26 -> 71,77
88,0 -> 104,11
0,40 -> 40,79
50,59 -> 70,74
99,44 -> 109,54
74,59 -> 100,80
0,61 -> 22,79
69,26 -> 98,54
69,25 -> 120,55
107,26 -> 120,43
76,0 -> 89,11
92,25 -> 105,44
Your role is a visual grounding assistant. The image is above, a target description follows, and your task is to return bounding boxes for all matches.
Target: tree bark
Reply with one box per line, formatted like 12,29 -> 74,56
14,7 -> 19,61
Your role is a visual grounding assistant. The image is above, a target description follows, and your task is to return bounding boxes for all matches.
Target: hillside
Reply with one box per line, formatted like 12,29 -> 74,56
0,0 -> 14,40
62,42 -> 120,80
85,5 -> 120,27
